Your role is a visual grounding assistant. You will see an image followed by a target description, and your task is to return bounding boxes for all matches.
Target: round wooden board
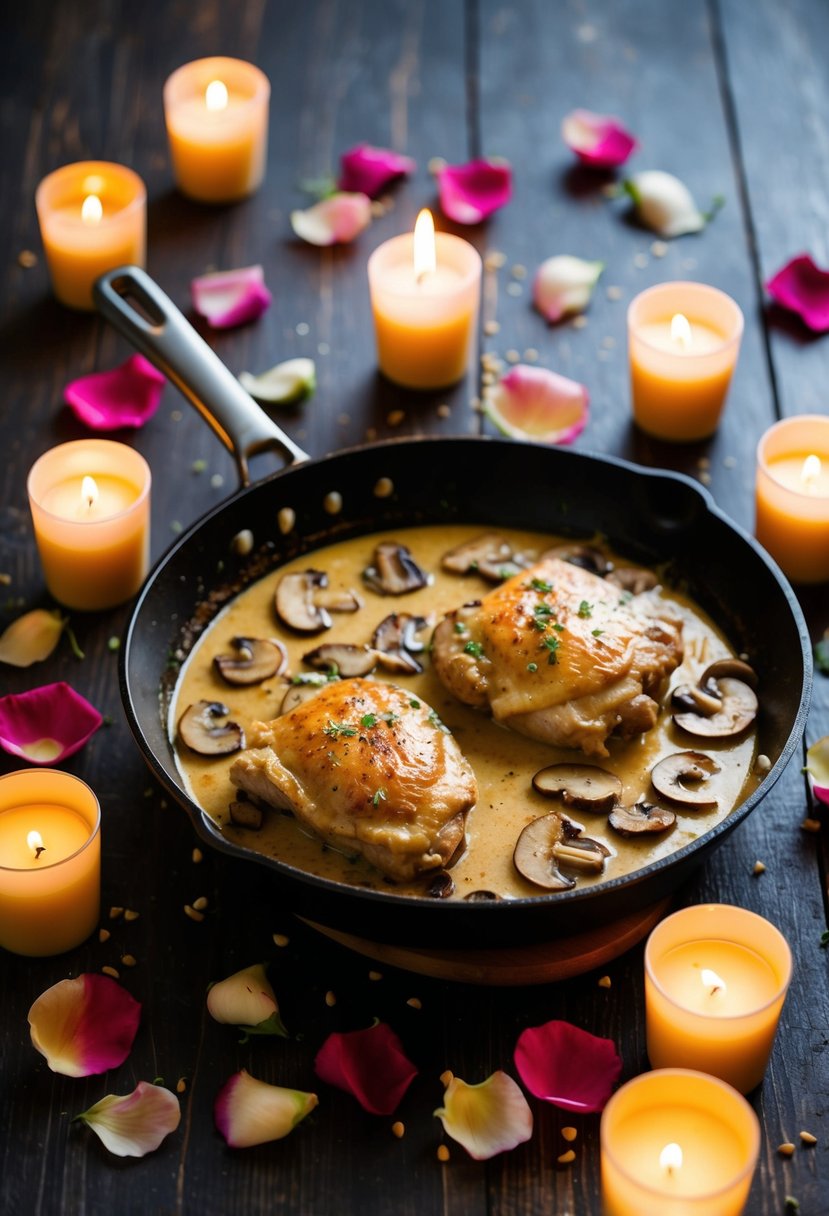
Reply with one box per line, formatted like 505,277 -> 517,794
303,897 -> 673,986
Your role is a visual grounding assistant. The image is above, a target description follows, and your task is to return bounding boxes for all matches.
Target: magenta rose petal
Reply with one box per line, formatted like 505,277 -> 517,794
338,144 -> 416,197
514,1019 -> 622,1113
766,254 -> 829,333
561,109 -> 638,168
437,158 -> 512,224
64,355 -> 166,431
29,974 -> 141,1077
805,736 -> 829,807
314,1022 -> 418,1115
191,265 -> 272,329
0,682 -> 102,765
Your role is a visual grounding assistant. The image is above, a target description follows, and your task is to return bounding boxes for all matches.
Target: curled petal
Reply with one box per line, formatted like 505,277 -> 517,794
207,963 -> 287,1037
0,609 -> 66,667
64,355 -> 165,431
434,1071 -> 533,1160
29,974 -> 141,1077
240,358 -> 316,405
533,256 -> 604,323
191,266 -> 272,330
806,735 -> 829,807
766,255 -> 829,333
623,171 -> 708,238
485,365 -> 588,445
290,193 -> 372,246
562,109 -> 638,168
338,144 -> 416,198
514,1019 -> 622,1113
314,1021 -> 417,1115
76,1082 -> 180,1157
0,682 -> 102,764
437,158 -> 512,224
215,1069 -> 317,1148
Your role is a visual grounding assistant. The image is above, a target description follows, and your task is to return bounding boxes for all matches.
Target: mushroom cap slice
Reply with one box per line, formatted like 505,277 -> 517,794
651,751 -> 721,807
532,763 -> 622,812
302,643 -> 378,678
514,812 -> 610,890
372,613 -> 429,674
363,542 -> 429,595
605,566 -> 658,594
700,657 -> 759,689
178,700 -> 245,755
464,889 -> 501,902
214,636 -> 287,686
540,543 -> 613,576
275,569 -> 332,633
673,676 -> 758,739
441,533 -> 527,582
608,801 -> 676,836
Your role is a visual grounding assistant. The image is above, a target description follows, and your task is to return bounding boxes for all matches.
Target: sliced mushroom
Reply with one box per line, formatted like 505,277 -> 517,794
303,642 -> 378,677
427,871 -> 455,898
275,570 -> 331,633
605,566 -> 659,595
513,812 -> 610,890
228,797 -> 263,830
178,701 -> 244,755
651,751 -> 721,807
372,613 -> 429,674
540,543 -> 614,576
608,801 -> 676,836
315,588 -> 362,614
441,534 -> 526,582
464,890 -> 502,902
672,658 -> 759,739
363,542 -> 429,595
532,763 -> 622,812
214,637 -> 287,686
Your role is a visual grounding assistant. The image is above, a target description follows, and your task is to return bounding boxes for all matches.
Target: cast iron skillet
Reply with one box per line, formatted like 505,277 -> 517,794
95,266 -> 812,949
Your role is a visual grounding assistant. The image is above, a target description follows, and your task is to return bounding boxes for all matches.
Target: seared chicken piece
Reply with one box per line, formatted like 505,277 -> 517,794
432,557 -> 683,758
229,678 -> 476,881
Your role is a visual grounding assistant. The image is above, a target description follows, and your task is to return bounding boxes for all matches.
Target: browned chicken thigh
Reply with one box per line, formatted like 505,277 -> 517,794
431,557 -> 683,757
229,678 -> 477,881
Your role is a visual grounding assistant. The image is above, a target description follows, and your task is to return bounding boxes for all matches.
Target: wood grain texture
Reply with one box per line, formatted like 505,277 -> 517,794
0,1 -> 827,1214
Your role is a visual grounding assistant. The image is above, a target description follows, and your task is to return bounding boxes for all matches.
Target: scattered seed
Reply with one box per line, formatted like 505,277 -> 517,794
109,906 -> 124,920
296,322 -> 310,336
440,1070 -> 454,1088
318,341 -> 330,355
373,478 -> 394,499
191,459 -> 207,474
428,156 -> 448,177
633,253 -> 649,269
98,928 -> 111,943
370,200 -> 386,218
484,250 -> 507,271
192,896 -> 209,912
392,1120 -> 405,1138
562,1127 -> 577,1142
484,320 -> 501,335
724,455 -> 737,469
107,636 -> 120,652
778,1142 -> 796,1157
18,249 -> 38,268
755,754 -> 771,773
323,492 -> 342,515
386,410 -> 405,427
365,426 -> 378,442
699,471 -> 712,486
176,1078 -> 187,1094
325,990 -> 337,1007
232,529 -> 254,556
192,847 -> 203,864
752,860 -> 766,875
481,370 -> 496,386
606,285 -> 622,300
698,456 -> 711,469
524,348 -> 539,362
436,403 -> 451,418
273,933 -> 290,948
650,240 -> 669,258
572,315 -> 588,329
171,409 -> 183,422
437,1145 -> 450,1162
124,909 -> 140,922
557,1149 -> 576,1165
799,1131 -> 817,1146
0,573 -> 11,585
102,965 -> 120,979
277,507 -> 295,535
120,954 -> 137,967
368,970 -> 383,981
170,520 -> 184,534
511,264 -> 527,280
506,282 -> 523,297
210,474 -> 224,489
406,997 -> 422,1009
801,818 -> 821,834
505,349 -> 521,363
598,975 -> 612,989
184,904 -> 204,922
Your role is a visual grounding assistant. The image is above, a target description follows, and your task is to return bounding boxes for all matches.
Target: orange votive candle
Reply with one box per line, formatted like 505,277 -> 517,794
755,414 -> 829,584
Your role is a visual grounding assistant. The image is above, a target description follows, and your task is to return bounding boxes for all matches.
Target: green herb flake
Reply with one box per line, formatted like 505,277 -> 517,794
361,714 -> 378,728
619,590 -> 633,605
381,712 -> 400,726
526,662 -> 538,673
529,578 -> 553,593
577,600 -> 593,619
454,621 -> 468,635
409,699 -> 421,709
541,636 -> 560,664
552,622 -> 565,633
533,603 -> 553,618
372,788 -> 388,807
592,628 -> 604,637
323,720 -> 358,739
498,566 -> 514,580
464,640 -> 485,658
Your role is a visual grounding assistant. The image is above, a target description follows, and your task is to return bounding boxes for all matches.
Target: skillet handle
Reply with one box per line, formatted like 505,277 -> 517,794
93,265 -> 309,487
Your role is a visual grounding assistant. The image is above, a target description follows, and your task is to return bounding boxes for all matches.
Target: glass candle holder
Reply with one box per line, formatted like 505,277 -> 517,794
755,414 -> 829,584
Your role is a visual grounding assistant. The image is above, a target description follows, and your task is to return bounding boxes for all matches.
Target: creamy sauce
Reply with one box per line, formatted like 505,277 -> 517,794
171,525 -> 759,900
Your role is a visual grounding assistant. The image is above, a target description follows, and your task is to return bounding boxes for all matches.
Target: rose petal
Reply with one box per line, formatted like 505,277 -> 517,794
434,1071 -> 533,1160
314,1021 -> 417,1115
0,682 -> 102,764
514,1019 -> 622,1113
239,357 -> 316,405
805,735 -> 829,807
207,963 -> 287,1037
765,255 -> 829,333
437,158 -> 512,224
64,355 -> 165,431
191,266 -> 272,330
29,974 -> 141,1077
0,610 -> 66,667
290,193 -> 372,246
623,170 -> 707,238
215,1069 -> 318,1148
76,1082 -> 180,1157
338,144 -> 416,198
561,109 -> 638,168
533,256 -> 604,323
484,365 -> 588,445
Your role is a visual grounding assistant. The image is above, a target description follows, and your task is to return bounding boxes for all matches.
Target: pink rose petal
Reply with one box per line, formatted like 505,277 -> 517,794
338,144 -> 416,198
191,266 -> 272,330
806,735 -> 829,807
290,192 -> 373,246
207,962 -> 287,1037
434,1071 -> 533,1160
561,109 -> 638,168
514,1019 -> 622,1113
76,1082 -> 180,1157
0,682 -> 102,765
29,974 -> 141,1077
437,158 -> 512,224
64,355 -> 165,431
215,1069 -> 318,1148
314,1022 -> 417,1115
766,254 -> 829,333
485,365 -> 589,445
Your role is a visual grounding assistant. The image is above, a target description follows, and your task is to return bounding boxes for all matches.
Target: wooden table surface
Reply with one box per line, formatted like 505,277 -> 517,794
1,1 -> 828,1212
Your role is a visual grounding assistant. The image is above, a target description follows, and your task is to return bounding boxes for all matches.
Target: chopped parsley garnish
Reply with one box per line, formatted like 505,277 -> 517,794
541,636 -> 560,664
526,661 -> 538,672
409,699 -> 421,709
619,590 -> 633,605
360,713 -> 378,728
529,578 -> 553,593
323,720 -> 358,739
592,628 -> 604,637
464,640 -> 485,658
532,617 -> 549,631
381,712 -> 400,726
577,600 -> 593,618
552,622 -> 565,633
498,566 -> 514,579
533,603 -> 553,618
372,788 -> 388,807
454,621 -> 468,635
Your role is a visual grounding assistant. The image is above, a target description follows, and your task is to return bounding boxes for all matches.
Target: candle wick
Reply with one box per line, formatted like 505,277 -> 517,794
34,845 -> 46,860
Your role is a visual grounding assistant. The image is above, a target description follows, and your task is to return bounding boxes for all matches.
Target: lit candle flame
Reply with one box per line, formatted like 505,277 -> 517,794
81,194 -> 103,225
205,79 -> 229,112
801,453 -> 822,491
670,313 -> 692,349
701,967 -> 727,996
81,475 -> 99,510
413,209 -> 436,284
27,830 -> 46,860
659,1142 -> 683,1174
